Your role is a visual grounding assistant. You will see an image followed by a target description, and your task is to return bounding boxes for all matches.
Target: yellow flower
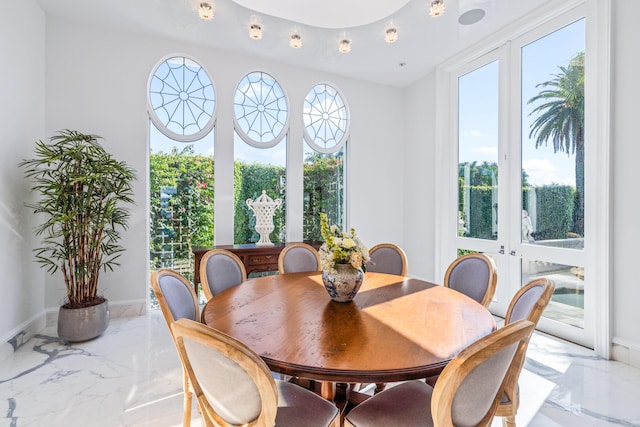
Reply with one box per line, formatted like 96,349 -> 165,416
342,238 -> 356,249
350,253 -> 362,269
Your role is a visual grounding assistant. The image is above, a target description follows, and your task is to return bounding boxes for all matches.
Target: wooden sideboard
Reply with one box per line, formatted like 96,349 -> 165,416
192,242 -> 321,286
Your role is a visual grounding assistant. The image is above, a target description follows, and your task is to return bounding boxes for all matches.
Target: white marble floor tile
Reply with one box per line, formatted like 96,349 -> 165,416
1,310 -> 639,426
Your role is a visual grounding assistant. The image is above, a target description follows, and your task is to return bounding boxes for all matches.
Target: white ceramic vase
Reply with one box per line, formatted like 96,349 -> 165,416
321,264 -> 364,302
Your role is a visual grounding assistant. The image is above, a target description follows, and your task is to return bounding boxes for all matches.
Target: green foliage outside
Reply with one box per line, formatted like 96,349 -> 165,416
149,146 -> 214,280
459,162 -> 497,240
526,185 -> 575,240
459,161 -> 575,241
303,151 -> 344,242
149,148 -> 343,280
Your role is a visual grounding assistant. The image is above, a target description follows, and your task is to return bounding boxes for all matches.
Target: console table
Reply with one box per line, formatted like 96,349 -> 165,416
192,242 -> 321,286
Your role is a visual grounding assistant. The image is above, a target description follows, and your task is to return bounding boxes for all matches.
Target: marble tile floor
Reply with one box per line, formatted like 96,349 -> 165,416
1,311 -> 639,427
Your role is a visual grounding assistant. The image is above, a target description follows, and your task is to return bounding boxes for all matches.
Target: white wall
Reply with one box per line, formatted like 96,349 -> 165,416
0,0 -> 47,342
610,0 -> 640,355
43,16 -> 405,309
402,73 -> 437,282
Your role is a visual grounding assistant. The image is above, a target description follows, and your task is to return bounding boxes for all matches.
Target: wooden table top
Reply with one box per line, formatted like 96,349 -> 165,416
201,272 -> 496,384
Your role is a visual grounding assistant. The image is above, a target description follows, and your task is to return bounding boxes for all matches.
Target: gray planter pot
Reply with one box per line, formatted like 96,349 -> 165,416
58,300 -> 110,342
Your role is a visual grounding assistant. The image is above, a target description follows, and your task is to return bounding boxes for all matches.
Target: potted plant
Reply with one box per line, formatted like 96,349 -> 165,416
20,129 -> 136,342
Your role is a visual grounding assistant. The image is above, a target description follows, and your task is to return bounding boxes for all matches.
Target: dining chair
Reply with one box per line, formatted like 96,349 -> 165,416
150,269 -> 200,427
171,318 -> 340,427
278,242 -> 321,274
496,278 -> 555,427
344,320 -> 536,427
200,249 -> 247,300
443,253 -> 497,308
366,243 -> 408,276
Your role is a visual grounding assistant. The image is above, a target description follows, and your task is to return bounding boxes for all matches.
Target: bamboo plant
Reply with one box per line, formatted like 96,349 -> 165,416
20,130 -> 136,308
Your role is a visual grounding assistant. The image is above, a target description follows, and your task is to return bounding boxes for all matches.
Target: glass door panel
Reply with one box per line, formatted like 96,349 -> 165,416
521,258 -> 584,329
515,18 -> 589,346
458,61 -> 500,242
521,19 -> 585,250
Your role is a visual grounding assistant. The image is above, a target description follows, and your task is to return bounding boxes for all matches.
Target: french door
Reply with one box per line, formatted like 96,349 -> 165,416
439,8 -> 598,348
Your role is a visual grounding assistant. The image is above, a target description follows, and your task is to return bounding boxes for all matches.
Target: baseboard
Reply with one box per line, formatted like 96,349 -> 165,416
611,337 -> 640,369
0,311 -> 47,364
2,300 -> 147,364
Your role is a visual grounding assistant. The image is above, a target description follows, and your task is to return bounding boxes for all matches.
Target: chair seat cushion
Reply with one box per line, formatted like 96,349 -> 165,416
276,381 -> 339,427
345,380 -> 435,427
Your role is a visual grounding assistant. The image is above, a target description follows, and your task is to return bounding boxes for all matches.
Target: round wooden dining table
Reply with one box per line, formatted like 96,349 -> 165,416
201,271 -> 496,400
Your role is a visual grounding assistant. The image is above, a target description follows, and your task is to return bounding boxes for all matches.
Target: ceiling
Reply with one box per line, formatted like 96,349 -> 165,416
37,0 -> 550,88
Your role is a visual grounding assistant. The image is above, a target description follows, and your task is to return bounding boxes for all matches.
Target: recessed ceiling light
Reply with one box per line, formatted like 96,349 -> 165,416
290,34 -> 302,49
249,23 -> 262,40
429,0 -> 445,17
458,8 -> 486,25
338,39 -> 351,54
198,2 -> 214,20
385,28 -> 398,43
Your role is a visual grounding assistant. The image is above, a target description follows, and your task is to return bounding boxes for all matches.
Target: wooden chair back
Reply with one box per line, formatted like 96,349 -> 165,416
444,253 -> 497,307
172,318 -> 278,427
432,320 -> 536,427
150,269 -> 200,427
278,242 -> 321,274
200,249 -> 247,300
366,243 -> 408,276
496,278 -> 555,426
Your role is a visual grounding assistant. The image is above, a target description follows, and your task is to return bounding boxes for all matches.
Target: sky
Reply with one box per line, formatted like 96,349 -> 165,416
458,18 -> 585,187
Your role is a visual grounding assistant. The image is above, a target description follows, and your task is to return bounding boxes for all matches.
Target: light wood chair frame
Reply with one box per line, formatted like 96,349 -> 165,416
443,253 -> 498,308
344,320 -> 535,427
367,243 -> 408,276
150,269 -> 200,427
431,320 -> 535,427
277,242 -> 321,274
199,248 -> 248,301
496,278 -> 555,427
171,318 -> 340,427
172,318 -> 279,426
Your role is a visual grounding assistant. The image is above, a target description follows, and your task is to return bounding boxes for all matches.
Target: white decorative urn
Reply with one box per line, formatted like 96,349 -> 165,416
246,190 -> 282,247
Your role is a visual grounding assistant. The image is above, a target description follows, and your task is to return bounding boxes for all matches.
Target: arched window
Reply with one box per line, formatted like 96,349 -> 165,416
147,55 -> 215,289
302,83 -> 349,241
148,55 -> 216,141
233,71 -> 288,245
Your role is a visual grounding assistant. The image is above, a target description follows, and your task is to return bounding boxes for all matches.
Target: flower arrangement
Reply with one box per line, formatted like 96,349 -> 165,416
319,213 -> 370,273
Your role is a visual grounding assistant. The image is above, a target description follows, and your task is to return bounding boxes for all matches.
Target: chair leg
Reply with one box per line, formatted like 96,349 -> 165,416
502,415 -> 517,427
183,371 -> 192,427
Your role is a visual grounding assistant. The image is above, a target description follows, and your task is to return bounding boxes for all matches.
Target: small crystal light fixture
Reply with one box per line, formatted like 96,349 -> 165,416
429,0 -> 445,17
338,39 -> 351,53
249,23 -> 263,40
198,2 -> 214,20
289,34 -> 302,49
385,27 -> 398,43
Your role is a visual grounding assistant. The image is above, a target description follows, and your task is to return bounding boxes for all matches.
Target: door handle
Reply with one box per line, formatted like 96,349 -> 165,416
498,245 -> 505,255
510,251 -> 516,256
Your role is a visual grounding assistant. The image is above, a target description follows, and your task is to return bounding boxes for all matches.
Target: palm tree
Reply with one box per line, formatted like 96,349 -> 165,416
528,52 -> 585,235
